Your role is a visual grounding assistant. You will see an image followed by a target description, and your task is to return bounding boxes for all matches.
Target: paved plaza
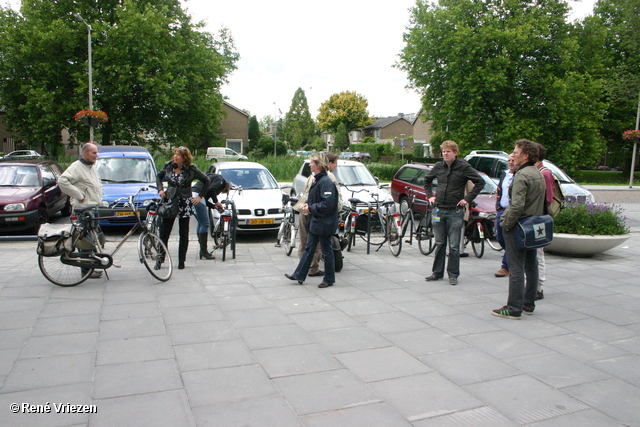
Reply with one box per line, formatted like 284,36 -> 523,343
0,187 -> 639,426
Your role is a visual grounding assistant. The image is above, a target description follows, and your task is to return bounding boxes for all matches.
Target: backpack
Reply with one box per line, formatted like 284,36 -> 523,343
539,166 -> 565,217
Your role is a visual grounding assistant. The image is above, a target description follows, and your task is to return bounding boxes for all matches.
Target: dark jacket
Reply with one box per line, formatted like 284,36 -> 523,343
192,173 -> 227,208
307,172 -> 339,236
424,158 -> 484,208
500,163 -> 546,231
157,161 -> 210,199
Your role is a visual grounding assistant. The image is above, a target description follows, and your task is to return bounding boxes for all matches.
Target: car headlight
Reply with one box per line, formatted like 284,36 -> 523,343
4,203 -> 26,212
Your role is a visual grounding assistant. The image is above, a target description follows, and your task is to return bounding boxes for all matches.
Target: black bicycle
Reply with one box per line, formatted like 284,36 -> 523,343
38,186 -> 172,286
400,187 -> 435,256
208,186 -> 240,261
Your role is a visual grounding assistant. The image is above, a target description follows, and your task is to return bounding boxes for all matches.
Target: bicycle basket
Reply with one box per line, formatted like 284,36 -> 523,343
37,223 -> 74,256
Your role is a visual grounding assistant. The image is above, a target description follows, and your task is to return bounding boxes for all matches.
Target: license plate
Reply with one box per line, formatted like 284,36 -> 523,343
248,218 -> 274,225
359,208 -> 376,214
115,211 -> 135,217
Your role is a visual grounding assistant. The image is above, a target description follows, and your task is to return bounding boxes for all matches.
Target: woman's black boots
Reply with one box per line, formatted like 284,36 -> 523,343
198,232 -> 215,260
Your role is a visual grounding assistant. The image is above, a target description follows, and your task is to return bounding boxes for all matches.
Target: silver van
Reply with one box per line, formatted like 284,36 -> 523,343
205,147 -> 248,162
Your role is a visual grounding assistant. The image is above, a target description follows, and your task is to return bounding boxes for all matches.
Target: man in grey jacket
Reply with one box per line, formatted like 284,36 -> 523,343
493,139 -> 546,319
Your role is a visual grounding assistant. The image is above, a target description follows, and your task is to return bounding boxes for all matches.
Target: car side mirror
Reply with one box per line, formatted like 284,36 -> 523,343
374,176 -> 379,185
43,177 -> 56,188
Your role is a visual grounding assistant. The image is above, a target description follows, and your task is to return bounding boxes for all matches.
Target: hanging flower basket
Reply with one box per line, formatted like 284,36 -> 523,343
74,110 -> 108,126
622,130 -> 640,142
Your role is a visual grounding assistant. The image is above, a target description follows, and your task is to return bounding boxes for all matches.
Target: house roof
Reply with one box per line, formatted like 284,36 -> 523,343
223,101 -> 249,117
363,116 -> 411,130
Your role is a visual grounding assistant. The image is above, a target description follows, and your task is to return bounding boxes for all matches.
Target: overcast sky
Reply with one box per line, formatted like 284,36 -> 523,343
1,0 -> 597,121
180,0 -> 597,121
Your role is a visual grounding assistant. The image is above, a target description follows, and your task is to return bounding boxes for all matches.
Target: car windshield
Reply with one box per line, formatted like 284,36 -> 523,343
333,164 -> 377,186
480,174 -> 498,194
0,165 -> 39,187
96,158 -> 157,183
219,168 -> 279,190
541,160 -> 573,183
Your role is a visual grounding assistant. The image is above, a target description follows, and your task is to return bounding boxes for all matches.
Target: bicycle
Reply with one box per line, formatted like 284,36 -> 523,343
276,195 -> 299,256
346,187 -> 402,256
463,207 -> 501,258
399,187 -> 435,256
38,186 -> 172,286
208,186 -> 241,261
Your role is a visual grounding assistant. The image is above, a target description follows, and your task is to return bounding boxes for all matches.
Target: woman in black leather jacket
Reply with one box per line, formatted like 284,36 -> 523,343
156,146 -> 210,269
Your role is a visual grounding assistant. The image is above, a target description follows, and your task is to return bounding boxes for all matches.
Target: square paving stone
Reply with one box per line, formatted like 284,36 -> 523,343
182,364 -> 278,407
413,405 -> 516,427
2,353 -> 95,393
288,309 -> 362,332
368,372 -> 482,421
31,313 -> 100,337
213,294 -> 273,311
173,340 -> 256,372
0,328 -> 32,350
253,343 -> 343,378
192,395 -> 302,427
100,302 -> 160,321
335,346 -> 431,382
384,327 -> 470,357
358,311 -> 430,334
39,300 -> 102,318
464,374 -> 589,425
20,332 -> 98,358
333,298 -> 398,317
90,390 -> 195,427
273,369 -> 380,416
167,320 -> 238,345
591,354 -> 640,387
301,402 -> 411,427
533,333 -> 628,363
236,323 -> 314,350
161,305 -> 225,324
459,330 -> 551,359
311,327 -> 391,354
92,359 -> 182,399
98,316 -> 166,340
224,307 -> 293,328
158,292 -> 213,308
96,335 -> 173,365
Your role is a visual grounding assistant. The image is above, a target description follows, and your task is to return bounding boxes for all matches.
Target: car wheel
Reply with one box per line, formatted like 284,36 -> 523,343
30,207 -> 49,234
399,197 -> 410,216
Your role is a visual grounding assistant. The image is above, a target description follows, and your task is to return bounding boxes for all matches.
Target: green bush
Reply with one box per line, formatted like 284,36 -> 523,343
575,170 -> 640,185
554,202 -> 629,235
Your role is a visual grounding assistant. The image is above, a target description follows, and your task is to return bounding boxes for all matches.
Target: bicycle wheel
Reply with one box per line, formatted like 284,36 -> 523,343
221,232 -> 229,261
417,219 -> 435,255
38,253 -> 93,287
282,222 -> 293,256
212,220 -> 223,248
486,238 -> 503,251
139,232 -> 172,282
471,238 -> 485,258
363,213 -> 386,246
387,218 -> 402,257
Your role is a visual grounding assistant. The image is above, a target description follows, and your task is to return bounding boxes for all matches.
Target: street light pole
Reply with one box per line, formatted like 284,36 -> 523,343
74,13 -> 94,143
629,91 -> 640,188
400,134 -> 405,163
273,102 -> 277,157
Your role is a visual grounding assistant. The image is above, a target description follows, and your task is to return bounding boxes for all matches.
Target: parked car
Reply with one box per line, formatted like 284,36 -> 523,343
292,159 -> 394,211
464,150 -> 595,204
338,151 -> 354,160
391,162 -> 497,215
94,146 -> 159,226
352,152 -> 371,161
205,147 -> 248,162
0,150 -> 42,161
206,161 -> 284,232
0,160 -> 71,233
296,150 -> 313,158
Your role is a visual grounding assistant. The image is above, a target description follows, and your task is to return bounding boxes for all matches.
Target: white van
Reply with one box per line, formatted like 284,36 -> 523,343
205,147 -> 248,162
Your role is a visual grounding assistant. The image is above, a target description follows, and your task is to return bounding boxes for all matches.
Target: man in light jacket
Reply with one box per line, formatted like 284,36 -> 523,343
493,139 -> 546,319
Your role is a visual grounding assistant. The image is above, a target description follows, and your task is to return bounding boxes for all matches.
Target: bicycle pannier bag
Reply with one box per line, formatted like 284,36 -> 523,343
514,214 -> 554,249
37,223 -> 74,256
157,199 -> 179,219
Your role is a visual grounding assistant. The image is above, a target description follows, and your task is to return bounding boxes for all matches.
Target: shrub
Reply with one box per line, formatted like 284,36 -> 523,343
554,202 -> 629,236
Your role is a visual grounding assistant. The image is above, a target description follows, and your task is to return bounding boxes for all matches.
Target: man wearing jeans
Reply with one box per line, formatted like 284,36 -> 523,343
492,139 -> 546,319
494,153 -> 516,277
423,140 -> 484,286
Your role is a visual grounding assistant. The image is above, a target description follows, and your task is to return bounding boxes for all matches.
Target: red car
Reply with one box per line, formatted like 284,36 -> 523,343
0,160 -> 71,234
390,163 -> 497,215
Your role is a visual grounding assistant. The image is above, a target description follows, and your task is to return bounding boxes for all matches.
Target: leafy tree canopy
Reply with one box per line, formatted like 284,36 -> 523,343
283,87 -> 315,150
398,0 -> 607,172
0,0 -> 238,153
317,91 -> 371,134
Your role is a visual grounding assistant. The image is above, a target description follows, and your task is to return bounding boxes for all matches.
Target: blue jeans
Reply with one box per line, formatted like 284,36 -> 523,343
293,232 -> 335,284
504,227 -> 538,315
193,200 -> 209,234
495,208 -> 508,270
431,207 -> 464,279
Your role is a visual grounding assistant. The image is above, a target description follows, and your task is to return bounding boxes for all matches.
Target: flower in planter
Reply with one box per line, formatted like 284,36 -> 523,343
554,202 -> 629,236
622,130 -> 640,141
74,110 -> 109,123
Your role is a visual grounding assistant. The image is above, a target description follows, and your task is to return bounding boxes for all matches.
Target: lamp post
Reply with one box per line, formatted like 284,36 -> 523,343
629,91 -> 640,188
273,102 -> 277,157
74,13 -> 94,143
400,134 -> 405,162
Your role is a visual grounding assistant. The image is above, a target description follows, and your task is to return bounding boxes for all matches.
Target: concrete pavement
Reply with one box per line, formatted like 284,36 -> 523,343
0,196 -> 639,426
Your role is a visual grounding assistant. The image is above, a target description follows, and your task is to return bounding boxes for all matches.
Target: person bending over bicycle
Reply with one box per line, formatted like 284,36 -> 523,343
58,142 -> 103,279
192,173 -> 231,260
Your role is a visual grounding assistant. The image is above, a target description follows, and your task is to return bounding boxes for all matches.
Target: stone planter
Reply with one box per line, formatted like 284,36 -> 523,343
545,233 -> 631,257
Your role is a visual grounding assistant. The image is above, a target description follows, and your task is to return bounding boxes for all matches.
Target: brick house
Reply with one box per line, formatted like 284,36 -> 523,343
412,108 -> 435,157
219,101 -> 249,154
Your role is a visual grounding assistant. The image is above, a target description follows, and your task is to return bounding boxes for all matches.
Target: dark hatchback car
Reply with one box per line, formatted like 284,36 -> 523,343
0,160 -> 71,233
391,163 -> 497,215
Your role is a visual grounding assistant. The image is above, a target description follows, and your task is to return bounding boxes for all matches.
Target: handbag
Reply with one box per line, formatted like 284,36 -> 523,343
157,199 -> 179,219
514,214 -> 554,249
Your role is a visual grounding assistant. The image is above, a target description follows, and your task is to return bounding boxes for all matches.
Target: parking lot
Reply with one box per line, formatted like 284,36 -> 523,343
0,187 -> 639,426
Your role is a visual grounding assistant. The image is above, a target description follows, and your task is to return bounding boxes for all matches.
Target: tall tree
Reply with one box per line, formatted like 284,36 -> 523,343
283,88 -> 315,149
0,0 -> 238,152
333,122 -> 349,152
247,115 -> 261,151
398,0 -> 606,172
317,91 -> 371,133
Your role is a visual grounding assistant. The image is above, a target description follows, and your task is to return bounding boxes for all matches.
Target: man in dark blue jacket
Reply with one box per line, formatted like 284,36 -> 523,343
423,141 -> 484,285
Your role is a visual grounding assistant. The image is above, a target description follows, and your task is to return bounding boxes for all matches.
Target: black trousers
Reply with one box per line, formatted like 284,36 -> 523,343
158,216 -> 190,264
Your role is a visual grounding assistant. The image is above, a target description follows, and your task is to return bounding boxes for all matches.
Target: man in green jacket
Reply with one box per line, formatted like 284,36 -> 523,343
493,139 -> 546,319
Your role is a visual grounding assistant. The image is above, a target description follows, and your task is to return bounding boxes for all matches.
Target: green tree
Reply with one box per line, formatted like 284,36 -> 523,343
317,91 -> 371,133
333,122 -> 349,152
0,0 -> 238,153
248,115 -> 261,151
283,88 -> 315,149
398,0 -> 606,172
